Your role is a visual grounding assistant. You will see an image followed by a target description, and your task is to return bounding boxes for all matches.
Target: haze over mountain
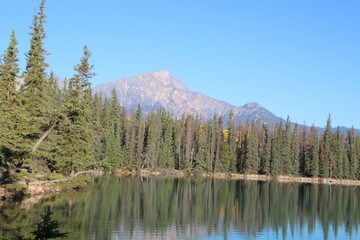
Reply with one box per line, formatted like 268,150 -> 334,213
93,70 -> 281,124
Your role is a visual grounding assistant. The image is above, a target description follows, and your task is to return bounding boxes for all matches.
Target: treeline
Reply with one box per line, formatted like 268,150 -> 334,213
1,0 -> 360,182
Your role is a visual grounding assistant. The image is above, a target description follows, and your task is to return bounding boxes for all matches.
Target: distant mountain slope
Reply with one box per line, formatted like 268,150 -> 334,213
92,70 -> 281,124
92,70 -> 358,133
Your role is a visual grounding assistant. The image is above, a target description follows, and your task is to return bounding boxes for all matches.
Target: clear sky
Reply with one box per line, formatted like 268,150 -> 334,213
0,0 -> 359,128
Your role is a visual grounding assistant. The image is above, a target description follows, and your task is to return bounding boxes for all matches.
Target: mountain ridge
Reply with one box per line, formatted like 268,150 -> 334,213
92,70 -> 357,132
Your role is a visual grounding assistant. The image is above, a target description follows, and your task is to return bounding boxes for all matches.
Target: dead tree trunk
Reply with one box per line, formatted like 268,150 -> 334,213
32,122 -> 57,152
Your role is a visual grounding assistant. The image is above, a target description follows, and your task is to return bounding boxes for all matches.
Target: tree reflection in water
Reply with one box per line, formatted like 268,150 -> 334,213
1,176 -> 359,240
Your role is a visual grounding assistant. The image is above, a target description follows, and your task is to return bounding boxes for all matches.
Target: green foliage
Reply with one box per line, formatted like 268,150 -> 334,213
194,124 -> 207,172
270,122 -> 283,176
320,116 -> 333,178
219,140 -> 231,172
260,125 -> 271,175
241,124 -> 260,174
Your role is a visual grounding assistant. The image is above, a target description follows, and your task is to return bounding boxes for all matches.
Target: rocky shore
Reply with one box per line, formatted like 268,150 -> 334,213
0,170 -> 104,201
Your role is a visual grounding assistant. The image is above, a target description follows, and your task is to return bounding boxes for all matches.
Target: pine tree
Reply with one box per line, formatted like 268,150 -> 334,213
342,147 -> 350,179
346,127 -> 358,179
219,135 -> 232,173
194,124 -> 207,172
213,116 -> 223,172
282,117 -> 292,175
260,124 -> 271,175
144,111 -> 161,168
0,30 -> 23,171
320,116 -> 333,178
300,126 -> 309,176
109,89 -> 125,167
226,111 -> 237,172
241,123 -> 260,174
72,45 -> 95,109
290,124 -> 300,175
125,105 -> 144,168
22,0 -> 50,111
357,135 -> 360,179
333,127 -> 344,179
307,126 -> 319,177
271,122 -> 283,175
158,110 -> 175,169
18,0 -> 58,176
0,30 -> 20,103
207,116 -> 218,172
48,71 -> 62,109
54,46 -> 96,173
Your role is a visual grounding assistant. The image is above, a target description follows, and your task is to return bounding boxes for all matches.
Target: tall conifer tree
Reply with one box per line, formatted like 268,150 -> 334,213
0,30 -> 20,102
0,30 -> 22,169
260,125 -> 271,175
271,122 -> 283,175
22,0 -> 50,110
333,127 -> 344,179
290,124 -> 300,175
347,128 -> 358,179
320,116 -> 333,178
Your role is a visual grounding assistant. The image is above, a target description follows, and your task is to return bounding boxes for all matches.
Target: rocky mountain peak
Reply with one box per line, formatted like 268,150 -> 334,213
153,70 -> 172,80
92,71 -> 280,124
243,102 -> 262,110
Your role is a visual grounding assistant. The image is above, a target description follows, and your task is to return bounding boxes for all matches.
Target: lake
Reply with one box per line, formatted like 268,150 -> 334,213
1,176 -> 360,240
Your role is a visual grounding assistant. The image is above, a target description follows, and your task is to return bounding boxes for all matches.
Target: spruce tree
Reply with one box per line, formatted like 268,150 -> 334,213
260,125 -> 271,175
241,123 -> 260,174
0,30 -> 23,171
320,116 -> 333,178
125,105 -> 144,168
19,0 -> 56,175
194,124 -> 207,172
219,135 -> 232,173
22,0 -> 50,110
226,111 -> 237,172
213,116 -> 223,172
271,122 -> 283,175
290,124 -> 300,175
308,126 -> 319,177
158,110 -> 175,169
0,30 -> 20,103
333,127 -> 344,179
144,111 -> 161,168
282,117 -> 292,175
109,89 -> 125,167
54,46 -> 96,173
357,135 -> 360,179
342,147 -> 350,179
346,127 -> 358,179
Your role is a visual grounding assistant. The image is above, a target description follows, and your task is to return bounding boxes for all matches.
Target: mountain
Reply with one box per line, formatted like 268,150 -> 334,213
92,70 -> 359,133
93,70 -> 282,125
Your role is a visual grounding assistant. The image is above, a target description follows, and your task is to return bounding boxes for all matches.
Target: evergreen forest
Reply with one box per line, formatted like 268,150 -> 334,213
1,0 -> 360,183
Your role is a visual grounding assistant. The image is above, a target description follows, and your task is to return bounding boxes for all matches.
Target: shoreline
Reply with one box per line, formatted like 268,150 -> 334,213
203,172 -> 360,186
2,168 -> 360,202
136,168 -> 360,186
0,170 -> 104,201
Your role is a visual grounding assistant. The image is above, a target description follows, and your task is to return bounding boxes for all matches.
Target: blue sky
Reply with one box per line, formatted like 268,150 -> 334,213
1,0 -> 359,128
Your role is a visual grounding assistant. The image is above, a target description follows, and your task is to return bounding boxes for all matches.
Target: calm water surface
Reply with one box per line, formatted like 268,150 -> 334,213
1,176 -> 360,240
